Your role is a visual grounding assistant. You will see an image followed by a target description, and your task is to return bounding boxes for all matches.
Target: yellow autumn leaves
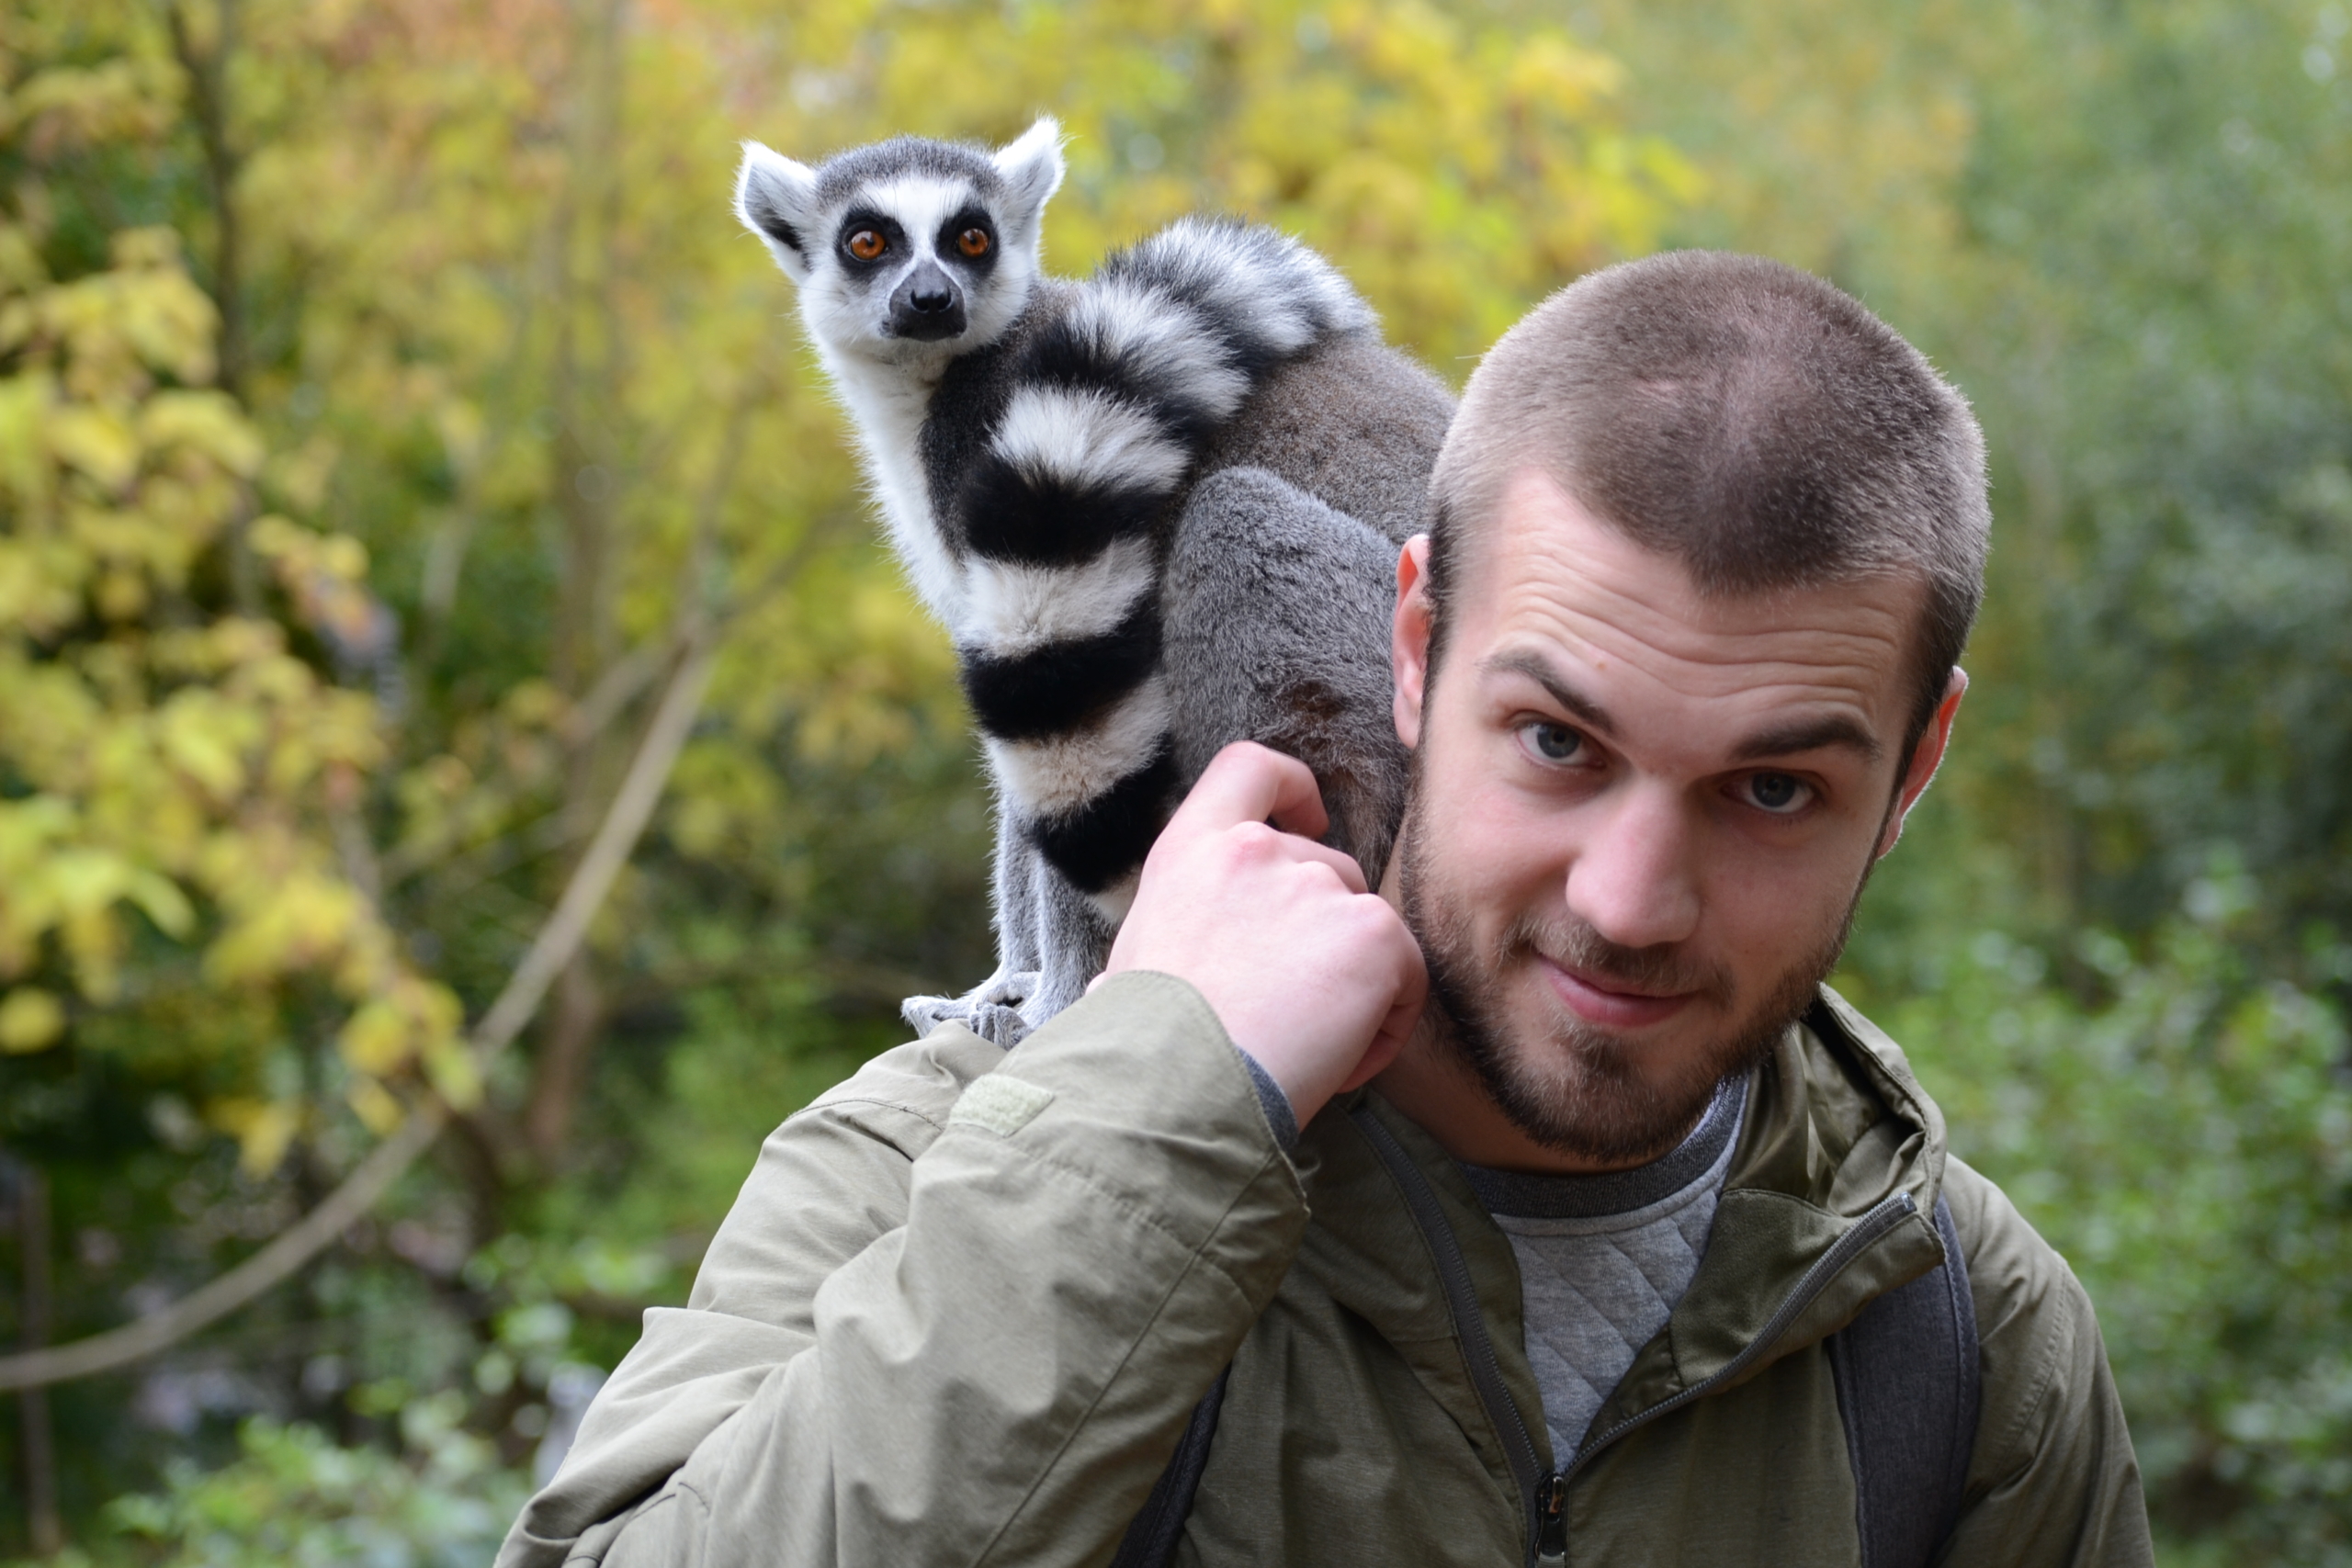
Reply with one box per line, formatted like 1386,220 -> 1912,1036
800,0 -> 1697,363
0,199 -> 452,1168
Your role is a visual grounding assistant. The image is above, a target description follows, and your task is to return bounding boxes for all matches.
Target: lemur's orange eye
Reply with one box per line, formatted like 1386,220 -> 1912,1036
845,229 -> 888,261
957,228 -> 991,258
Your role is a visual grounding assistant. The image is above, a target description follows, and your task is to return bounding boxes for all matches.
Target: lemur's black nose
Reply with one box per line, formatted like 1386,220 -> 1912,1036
888,261 -> 968,342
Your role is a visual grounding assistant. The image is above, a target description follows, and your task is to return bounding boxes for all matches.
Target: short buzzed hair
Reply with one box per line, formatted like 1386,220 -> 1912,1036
1425,251 -> 1990,755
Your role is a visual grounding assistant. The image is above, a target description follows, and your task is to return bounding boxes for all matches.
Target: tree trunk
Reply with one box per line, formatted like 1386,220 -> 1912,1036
526,954 -> 604,1162
526,0 -> 630,1170
16,1161 -> 62,1556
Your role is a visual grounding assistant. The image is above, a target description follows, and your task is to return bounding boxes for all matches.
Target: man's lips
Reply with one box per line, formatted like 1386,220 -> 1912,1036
1537,956 -> 1699,1030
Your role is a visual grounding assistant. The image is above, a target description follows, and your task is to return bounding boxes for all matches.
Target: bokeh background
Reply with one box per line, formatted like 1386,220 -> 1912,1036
1,0 -> 2347,1561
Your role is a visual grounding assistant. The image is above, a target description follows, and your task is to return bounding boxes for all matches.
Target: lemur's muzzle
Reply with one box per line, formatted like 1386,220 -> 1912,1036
889,262 -> 967,341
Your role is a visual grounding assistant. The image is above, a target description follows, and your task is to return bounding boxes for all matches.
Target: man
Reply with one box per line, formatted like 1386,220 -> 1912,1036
499,252 -> 2153,1567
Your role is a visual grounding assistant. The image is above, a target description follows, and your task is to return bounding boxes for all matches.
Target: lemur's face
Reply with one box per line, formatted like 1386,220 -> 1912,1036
735,119 -> 1065,371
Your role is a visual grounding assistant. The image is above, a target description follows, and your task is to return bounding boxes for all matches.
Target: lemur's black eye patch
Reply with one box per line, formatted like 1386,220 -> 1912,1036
837,212 -> 905,266
940,210 -> 999,266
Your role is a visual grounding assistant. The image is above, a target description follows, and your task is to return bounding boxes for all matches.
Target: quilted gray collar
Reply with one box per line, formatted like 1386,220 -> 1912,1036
1458,1073 -> 1749,1220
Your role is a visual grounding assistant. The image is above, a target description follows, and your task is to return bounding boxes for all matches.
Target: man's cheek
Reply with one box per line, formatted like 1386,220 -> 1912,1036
1719,876 -> 1838,986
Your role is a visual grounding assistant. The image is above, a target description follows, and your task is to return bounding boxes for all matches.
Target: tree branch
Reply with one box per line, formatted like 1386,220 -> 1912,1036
471,636 -> 715,1059
0,1108 -> 444,1392
166,0 -> 245,399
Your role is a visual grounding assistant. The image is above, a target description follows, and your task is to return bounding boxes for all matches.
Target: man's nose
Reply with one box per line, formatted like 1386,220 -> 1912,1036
1563,783 -> 1702,950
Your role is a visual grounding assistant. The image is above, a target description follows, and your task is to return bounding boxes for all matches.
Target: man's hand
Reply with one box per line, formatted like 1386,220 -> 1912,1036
1102,742 -> 1427,1127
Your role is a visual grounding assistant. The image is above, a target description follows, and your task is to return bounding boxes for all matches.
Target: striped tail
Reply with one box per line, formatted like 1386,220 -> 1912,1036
949,219 -> 1376,909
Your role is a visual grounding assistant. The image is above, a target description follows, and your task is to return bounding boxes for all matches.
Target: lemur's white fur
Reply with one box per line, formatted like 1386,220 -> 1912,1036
827,362 -> 964,621
962,537 -> 1157,658
991,386 -> 1191,497
733,121 -> 1066,625
984,672 -> 1172,818
1060,284 -> 1251,418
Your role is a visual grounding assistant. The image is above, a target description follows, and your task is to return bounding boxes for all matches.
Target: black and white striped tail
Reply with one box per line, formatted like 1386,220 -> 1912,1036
950,219 -> 1375,909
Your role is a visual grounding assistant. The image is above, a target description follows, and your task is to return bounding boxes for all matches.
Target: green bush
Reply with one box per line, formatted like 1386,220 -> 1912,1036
94,1400 -> 527,1568
1866,912 -> 2352,1564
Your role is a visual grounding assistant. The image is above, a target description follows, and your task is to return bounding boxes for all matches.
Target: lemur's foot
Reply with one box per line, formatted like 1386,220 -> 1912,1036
901,967 -> 1040,1050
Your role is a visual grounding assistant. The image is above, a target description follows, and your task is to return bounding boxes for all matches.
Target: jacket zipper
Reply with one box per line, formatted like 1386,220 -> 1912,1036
1533,1471 -> 1568,1561
1350,1104 -> 1919,1566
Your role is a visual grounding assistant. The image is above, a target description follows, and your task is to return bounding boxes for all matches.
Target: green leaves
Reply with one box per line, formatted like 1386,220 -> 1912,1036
100,1413 -> 528,1568
1880,919 -> 2352,1562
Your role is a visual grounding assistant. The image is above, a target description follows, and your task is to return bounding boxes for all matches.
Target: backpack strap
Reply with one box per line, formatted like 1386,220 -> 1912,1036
1107,1367 -> 1228,1568
1827,1192 -> 1983,1568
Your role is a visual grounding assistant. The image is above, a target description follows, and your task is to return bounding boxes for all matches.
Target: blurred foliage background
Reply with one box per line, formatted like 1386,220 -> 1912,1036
0,0 -> 2345,1562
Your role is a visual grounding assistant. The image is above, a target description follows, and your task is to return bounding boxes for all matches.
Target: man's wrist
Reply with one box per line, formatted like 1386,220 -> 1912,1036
1234,1047 -> 1299,1149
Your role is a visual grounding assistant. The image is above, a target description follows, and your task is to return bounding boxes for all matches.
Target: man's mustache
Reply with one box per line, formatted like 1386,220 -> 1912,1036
1502,910 -> 1735,1003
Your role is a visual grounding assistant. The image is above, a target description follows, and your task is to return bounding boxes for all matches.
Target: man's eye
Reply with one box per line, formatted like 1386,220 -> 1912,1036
1742,773 -> 1812,814
957,227 -> 991,257
1521,722 -> 1585,763
845,229 -> 888,261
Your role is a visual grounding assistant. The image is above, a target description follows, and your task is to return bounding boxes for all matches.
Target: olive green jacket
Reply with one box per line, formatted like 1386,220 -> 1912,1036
496,971 -> 2152,1567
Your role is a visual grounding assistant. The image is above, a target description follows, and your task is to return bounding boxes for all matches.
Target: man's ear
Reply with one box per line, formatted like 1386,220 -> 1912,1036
1876,668 -> 1968,857
991,116 -> 1066,237
736,141 -> 820,284
1393,535 -> 1435,751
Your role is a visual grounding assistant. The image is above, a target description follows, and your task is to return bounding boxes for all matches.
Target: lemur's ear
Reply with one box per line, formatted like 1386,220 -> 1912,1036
992,117 -> 1067,235
736,141 -> 820,284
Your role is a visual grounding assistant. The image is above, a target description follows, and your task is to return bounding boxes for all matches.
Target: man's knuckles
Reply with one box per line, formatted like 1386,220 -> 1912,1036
1222,819 -> 1287,864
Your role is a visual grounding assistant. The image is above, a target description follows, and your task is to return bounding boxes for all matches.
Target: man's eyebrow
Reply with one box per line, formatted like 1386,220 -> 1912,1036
1477,649 -> 1620,738
1731,715 -> 1884,765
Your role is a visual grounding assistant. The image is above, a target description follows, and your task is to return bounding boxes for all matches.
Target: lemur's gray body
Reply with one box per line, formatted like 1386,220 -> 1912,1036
736,119 -> 1453,1042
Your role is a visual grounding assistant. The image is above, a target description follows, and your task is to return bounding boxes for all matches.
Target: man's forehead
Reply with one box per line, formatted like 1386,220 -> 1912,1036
1461,468 -> 1921,735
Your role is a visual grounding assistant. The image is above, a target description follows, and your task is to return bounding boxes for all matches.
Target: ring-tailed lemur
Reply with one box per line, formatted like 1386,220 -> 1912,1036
735,118 -> 1455,1042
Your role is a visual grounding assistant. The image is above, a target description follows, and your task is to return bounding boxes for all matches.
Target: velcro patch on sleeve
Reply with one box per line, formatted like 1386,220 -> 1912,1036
948,1073 -> 1057,1137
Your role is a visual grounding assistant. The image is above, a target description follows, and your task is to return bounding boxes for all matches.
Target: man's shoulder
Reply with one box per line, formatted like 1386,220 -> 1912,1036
1939,1153 -> 2073,1296
1941,1153 -> 2100,1361
791,1020 -> 1011,1150
684,1022 -> 1007,1321
1940,1154 -> 2123,1485
1804,992 -> 2132,1491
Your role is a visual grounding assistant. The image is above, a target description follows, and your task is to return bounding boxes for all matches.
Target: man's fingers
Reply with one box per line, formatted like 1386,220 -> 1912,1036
1340,917 -> 1427,1093
1281,835 -> 1369,896
1262,775 -> 1335,845
1117,741 -> 1422,1124
1175,741 -> 1331,843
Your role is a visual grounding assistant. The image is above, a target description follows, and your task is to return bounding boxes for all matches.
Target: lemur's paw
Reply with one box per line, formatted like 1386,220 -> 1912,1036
901,968 -> 1041,1050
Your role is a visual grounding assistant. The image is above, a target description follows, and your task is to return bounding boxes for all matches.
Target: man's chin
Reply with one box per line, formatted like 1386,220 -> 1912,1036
1450,979 -> 1776,1167
1451,1020 -> 1698,1165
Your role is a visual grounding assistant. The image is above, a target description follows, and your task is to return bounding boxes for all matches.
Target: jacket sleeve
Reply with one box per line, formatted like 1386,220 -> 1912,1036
494,971 -> 1309,1568
1938,1156 -> 2156,1568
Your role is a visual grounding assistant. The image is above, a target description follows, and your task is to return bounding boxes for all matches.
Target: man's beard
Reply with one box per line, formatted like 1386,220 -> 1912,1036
1396,785 -> 1869,1168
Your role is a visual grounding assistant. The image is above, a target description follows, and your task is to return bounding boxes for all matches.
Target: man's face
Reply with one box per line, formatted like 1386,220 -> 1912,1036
1389,467 -> 1958,1166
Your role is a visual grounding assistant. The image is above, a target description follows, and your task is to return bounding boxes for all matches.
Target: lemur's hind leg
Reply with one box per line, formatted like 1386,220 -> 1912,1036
1016,863 -> 1117,1033
1164,467 -> 1409,886
900,798 -> 1055,1048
